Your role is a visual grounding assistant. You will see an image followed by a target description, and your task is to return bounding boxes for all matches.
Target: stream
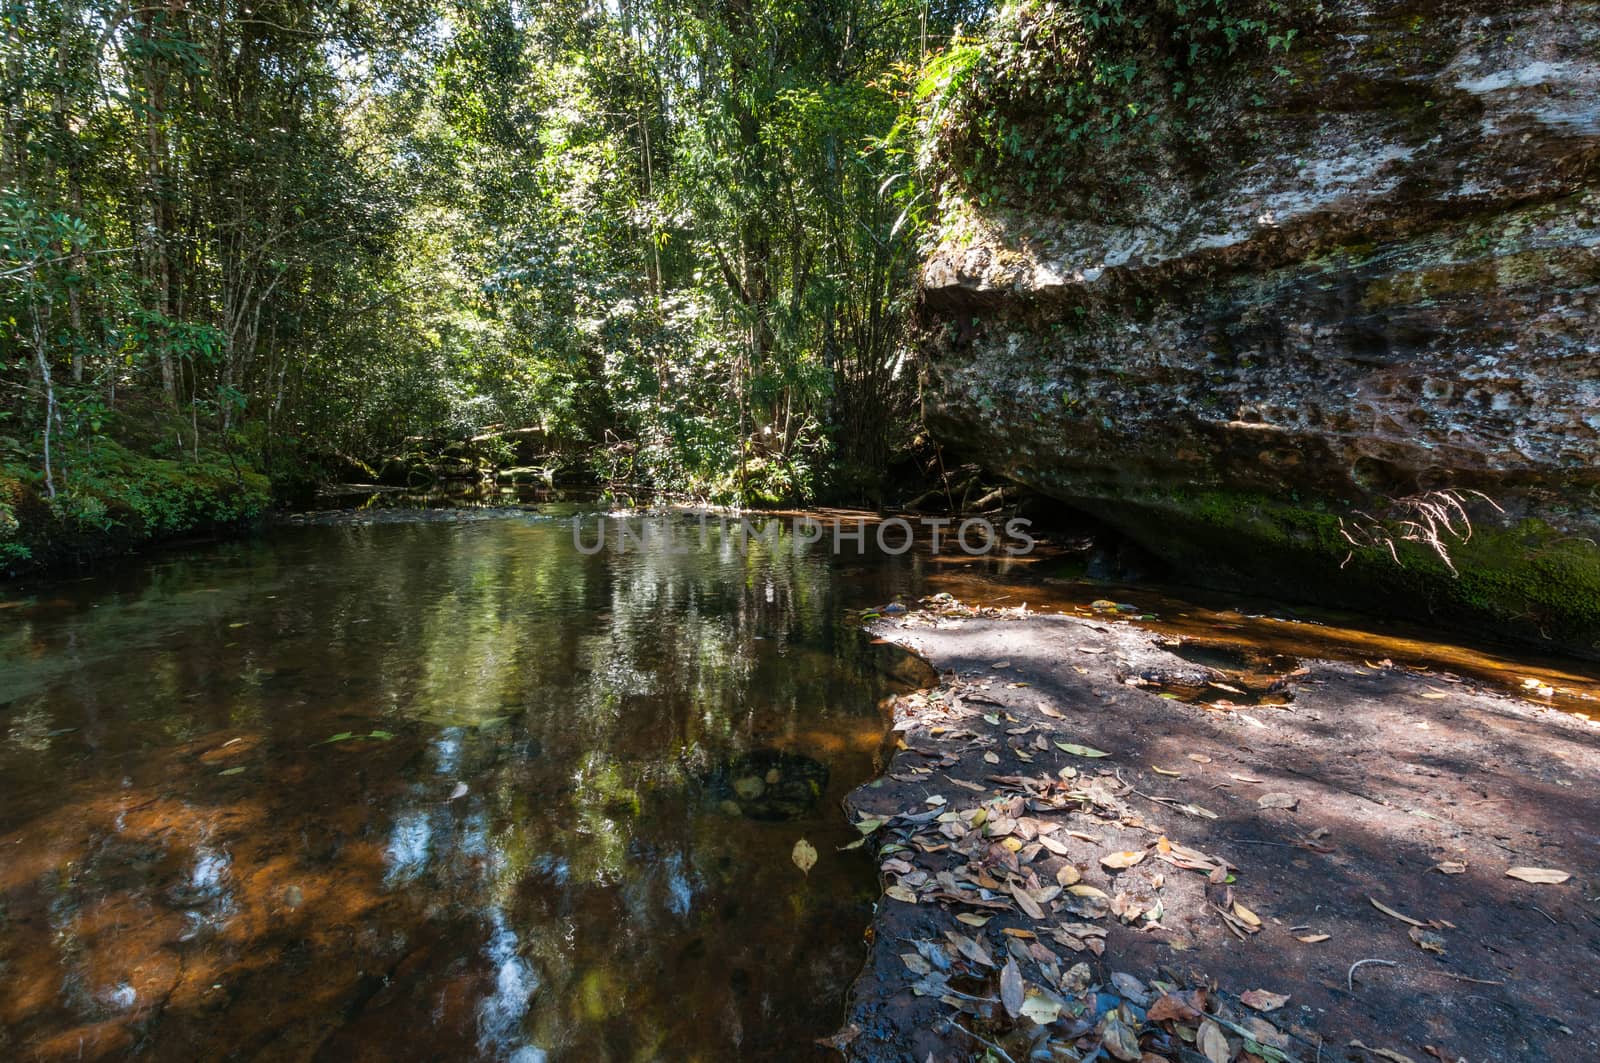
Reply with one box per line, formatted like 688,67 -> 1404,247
1,503 -> 1594,1061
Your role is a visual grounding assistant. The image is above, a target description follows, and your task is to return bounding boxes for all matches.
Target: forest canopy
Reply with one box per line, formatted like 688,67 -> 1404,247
2,0 -> 1293,565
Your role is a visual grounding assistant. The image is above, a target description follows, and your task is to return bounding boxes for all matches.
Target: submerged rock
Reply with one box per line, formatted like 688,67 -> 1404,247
919,0 -> 1600,657
701,749 -> 830,821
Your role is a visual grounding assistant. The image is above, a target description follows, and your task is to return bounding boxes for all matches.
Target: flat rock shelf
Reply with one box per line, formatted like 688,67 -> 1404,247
837,597 -> 1600,1063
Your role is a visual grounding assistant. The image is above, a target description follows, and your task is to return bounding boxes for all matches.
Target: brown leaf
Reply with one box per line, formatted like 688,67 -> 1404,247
1146,988 -> 1206,1024
814,1023 -> 861,1051
945,930 -> 995,967
1431,861 -> 1467,875
1408,926 -> 1447,955
1011,882 -> 1047,920
1097,1008 -> 1143,1062
1369,896 -> 1423,926
999,956 -> 1024,1018
1505,867 -> 1570,884
1240,989 -> 1290,1012
1256,792 -> 1298,810
1197,1018 -> 1232,1063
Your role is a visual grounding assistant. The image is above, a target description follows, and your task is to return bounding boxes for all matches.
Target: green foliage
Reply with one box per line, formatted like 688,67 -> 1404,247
1,0 -> 973,529
921,0 -> 1299,207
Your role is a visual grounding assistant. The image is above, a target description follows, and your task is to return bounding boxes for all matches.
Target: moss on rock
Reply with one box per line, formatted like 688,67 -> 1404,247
1091,488 -> 1600,657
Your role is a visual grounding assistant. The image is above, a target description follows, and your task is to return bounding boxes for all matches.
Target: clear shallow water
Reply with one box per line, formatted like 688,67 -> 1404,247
0,512 -> 938,1062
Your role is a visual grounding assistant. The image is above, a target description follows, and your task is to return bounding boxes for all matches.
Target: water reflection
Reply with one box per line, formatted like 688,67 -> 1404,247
0,513 -> 929,1061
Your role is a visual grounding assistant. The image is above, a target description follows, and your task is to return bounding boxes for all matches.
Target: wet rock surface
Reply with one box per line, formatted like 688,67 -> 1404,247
838,598 -> 1600,1062
919,0 -> 1600,656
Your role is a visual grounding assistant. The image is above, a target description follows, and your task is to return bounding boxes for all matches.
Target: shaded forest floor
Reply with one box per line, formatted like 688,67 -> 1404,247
837,597 -> 1600,1062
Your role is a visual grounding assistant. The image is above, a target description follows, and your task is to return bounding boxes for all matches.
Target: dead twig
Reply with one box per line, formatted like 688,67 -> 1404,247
1347,958 -> 1399,991
1437,971 -> 1506,986
951,1020 -> 1018,1063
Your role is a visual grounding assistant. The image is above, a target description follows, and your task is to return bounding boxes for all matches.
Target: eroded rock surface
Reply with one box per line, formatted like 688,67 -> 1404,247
920,0 -> 1600,655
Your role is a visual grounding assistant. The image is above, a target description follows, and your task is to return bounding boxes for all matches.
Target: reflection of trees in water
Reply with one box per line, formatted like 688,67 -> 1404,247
1,515 -> 904,1059
360,516 -> 894,1056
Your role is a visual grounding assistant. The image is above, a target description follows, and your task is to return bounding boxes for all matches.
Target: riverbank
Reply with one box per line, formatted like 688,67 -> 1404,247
835,596 -> 1600,1062
0,439 -> 270,576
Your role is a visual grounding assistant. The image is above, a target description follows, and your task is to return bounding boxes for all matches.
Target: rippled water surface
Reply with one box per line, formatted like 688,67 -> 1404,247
0,512 -> 937,1061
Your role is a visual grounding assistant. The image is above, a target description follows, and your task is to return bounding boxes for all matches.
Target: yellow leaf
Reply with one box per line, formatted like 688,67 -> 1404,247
1296,933 -> 1330,943
1100,850 -> 1148,870
956,913 -> 991,927
1151,765 -> 1183,777
883,884 -> 918,904
791,839 -> 818,875
1232,901 -> 1262,927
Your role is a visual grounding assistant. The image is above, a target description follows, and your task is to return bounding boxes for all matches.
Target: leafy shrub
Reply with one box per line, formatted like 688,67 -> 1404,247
921,0 -> 1298,210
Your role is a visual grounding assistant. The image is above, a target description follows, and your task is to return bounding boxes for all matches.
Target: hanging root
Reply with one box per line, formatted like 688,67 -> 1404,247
1338,489 -> 1503,575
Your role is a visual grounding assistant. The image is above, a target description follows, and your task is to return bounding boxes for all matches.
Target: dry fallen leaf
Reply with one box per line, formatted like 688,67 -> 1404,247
1240,988 -> 1290,1012
1055,864 -> 1082,887
883,884 -> 917,904
1232,901 -> 1262,927
1187,753 -> 1212,764
1296,933 -> 1331,943
1505,867 -> 1571,884
955,913 -> 991,927
1019,993 -> 1061,1025
1257,792 -> 1298,810
1152,765 -> 1183,777
899,952 -> 931,976
999,956 -> 1024,1018
1409,926 -> 1447,955
1100,849 -> 1148,870
1146,988 -> 1206,1023
791,839 -> 817,875
1196,1018 -> 1231,1063
1431,861 -> 1467,875
1369,896 -> 1423,926
1055,742 -> 1110,758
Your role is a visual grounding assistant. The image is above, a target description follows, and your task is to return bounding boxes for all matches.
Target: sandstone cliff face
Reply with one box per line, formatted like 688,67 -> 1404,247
921,0 -> 1600,655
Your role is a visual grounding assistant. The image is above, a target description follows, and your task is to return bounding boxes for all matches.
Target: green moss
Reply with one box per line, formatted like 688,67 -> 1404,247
1095,487 -> 1600,657
2,438 -> 270,574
